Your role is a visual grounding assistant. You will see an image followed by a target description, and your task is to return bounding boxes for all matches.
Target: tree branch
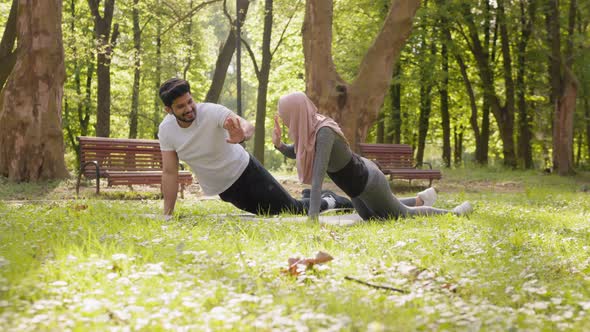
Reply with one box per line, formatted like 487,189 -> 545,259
352,0 -> 421,97
162,0 -> 222,35
344,276 -> 408,293
87,0 -> 101,19
271,0 -> 302,58
241,37 -> 260,77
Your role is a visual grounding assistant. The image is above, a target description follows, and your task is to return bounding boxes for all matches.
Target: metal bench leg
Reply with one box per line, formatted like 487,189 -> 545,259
77,161 -> 101,195
76,172 -> 83,197
179,184 -> 185,199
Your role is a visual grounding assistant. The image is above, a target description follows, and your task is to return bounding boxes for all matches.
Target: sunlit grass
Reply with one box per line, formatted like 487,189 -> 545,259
1,169 -> 590,330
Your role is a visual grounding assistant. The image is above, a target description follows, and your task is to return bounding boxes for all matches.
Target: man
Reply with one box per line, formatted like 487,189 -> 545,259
157,78 -> 351,219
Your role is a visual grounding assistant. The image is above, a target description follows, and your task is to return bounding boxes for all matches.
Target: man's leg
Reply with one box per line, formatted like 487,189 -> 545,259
219,155 -> 325,215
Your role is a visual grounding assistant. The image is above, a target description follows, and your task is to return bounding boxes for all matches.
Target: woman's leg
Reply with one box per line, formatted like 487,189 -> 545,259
356,158 -> 457,220
351,197 -> 375,220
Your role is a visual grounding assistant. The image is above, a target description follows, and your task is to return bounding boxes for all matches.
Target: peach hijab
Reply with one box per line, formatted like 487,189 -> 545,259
278,92 -> 347,184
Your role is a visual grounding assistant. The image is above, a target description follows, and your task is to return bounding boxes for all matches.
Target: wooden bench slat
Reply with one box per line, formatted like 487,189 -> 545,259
76,136 -> 194,196
358,143 -> 442,186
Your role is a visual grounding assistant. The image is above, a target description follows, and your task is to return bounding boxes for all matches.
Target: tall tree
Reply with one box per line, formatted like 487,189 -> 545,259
461,0 -> 516,167
64,0 -> 94,162
244,0 -> 300,164
516,0 -> 536,168
547,0 -> 578,175
129,0 -> 141,138
205,0 -> 250,103
88,0 -> 119,137
0,0 -> 69,181
387,64 -> 402,144
416,17 -> 436,166
0,0 -> 17,91
302,0 -> 420,147
152,8 -> 163,139
439,16 -> 451,168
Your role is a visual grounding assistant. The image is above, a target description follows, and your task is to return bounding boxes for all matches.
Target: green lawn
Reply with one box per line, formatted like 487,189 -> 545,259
1,168 -> 590,331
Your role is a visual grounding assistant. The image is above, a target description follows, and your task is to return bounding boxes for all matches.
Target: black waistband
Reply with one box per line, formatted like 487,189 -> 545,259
327,153 -> 368,198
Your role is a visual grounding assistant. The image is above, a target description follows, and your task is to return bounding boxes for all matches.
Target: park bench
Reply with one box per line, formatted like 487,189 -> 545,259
75,136 -> 193,197
358,143 -> 442,187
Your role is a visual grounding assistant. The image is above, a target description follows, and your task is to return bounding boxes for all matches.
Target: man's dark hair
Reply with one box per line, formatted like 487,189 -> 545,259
159,78 -> 191,107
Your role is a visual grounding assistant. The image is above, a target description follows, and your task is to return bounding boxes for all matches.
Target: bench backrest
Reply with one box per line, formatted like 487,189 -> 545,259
358,143 -> 414,169
78,136 -> 163,177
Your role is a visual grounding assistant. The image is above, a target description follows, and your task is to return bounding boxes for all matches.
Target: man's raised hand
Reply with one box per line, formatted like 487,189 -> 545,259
224,116 -> 246,144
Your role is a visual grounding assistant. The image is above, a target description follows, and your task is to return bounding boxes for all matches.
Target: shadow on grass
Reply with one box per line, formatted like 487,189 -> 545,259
0,176 -> 164,201
0,176 -> 66,200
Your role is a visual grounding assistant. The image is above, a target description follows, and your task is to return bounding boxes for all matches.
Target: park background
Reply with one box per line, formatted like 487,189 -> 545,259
0,0 -> 589,176
1,1 -> 590,331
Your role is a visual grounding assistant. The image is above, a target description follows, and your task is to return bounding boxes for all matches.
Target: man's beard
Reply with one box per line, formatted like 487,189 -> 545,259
174,105 -> 196,123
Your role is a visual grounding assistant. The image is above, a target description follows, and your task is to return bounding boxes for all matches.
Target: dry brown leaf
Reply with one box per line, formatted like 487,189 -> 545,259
73,204 -> 88,211
282,251 -> 334,276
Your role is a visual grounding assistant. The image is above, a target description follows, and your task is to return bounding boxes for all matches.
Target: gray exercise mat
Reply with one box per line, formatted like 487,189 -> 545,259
216,210 -> 363,226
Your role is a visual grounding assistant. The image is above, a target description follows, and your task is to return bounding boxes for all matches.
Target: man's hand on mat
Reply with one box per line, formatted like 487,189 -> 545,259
225,117 -> 246,144
272,115 -> 282,148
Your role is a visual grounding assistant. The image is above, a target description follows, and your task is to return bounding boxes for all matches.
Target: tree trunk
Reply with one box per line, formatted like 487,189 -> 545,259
83,62 -> 93,137
183,0 -> 194,80
303,0 -> 420,148
576,131 -> 582,167
0,0 -> 69,181
205,0 -> 250,103
129,0 -> 141,139
585,97 -> 590,164
0,0 -> 18,91
387,63 -> 401,144
547,0 -> 577,175
88,0 -> 119,138
516,0 -> 536,169
416,18 -> 435,167
252,0 -> 274,165
462,2 -> 516,167
439,30 -> 451,168
416,84 -> 431,166
64,0 -> 92,163
376,110 -> 385,143
153,15 -> 162,139
453,125 -> 463,165
553,68 -> 578,175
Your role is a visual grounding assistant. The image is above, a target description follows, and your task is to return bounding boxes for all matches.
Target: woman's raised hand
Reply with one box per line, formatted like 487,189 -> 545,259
272,115 -> 282,148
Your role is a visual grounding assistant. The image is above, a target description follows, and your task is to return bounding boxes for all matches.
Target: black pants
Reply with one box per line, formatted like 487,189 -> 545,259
219,154 -> 324,215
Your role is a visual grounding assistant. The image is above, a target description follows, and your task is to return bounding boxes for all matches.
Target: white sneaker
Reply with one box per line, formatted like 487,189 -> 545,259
323,196 -> 336,209
417,187 -> 437,206
452,201 -> 473,216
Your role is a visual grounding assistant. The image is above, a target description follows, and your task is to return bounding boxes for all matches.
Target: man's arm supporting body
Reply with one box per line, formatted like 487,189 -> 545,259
162,150 -> 180,217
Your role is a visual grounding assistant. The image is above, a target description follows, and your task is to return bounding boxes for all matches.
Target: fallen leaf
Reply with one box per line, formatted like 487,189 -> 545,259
283,251 -> 334,276
73,204 -> 88,211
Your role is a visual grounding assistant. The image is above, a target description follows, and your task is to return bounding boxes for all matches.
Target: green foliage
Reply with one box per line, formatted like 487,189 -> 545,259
1,169 -> 590,329
35,0 -> 590,172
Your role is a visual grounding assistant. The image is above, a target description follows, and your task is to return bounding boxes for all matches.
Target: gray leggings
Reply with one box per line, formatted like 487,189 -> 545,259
352,158 -> 453,220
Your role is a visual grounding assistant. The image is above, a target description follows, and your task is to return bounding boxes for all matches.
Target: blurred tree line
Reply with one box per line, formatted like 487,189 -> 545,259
0,0 -> 588,180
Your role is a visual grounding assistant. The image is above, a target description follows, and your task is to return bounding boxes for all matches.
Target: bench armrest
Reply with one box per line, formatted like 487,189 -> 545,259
76,161 -> 101,195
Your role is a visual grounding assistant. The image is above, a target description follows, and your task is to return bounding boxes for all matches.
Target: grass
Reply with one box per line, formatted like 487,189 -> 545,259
1,168 -> 590,330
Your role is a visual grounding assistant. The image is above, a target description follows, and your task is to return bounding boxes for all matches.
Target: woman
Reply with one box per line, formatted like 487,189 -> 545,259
273,92 -> 472,220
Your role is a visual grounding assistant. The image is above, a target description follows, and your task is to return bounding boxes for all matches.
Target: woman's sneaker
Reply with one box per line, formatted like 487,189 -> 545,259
452,201 -> 473,216
417,187 -> 437,206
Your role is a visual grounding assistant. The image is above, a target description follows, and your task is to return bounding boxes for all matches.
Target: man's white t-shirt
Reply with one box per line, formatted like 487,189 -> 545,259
158,103 -> 249,196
